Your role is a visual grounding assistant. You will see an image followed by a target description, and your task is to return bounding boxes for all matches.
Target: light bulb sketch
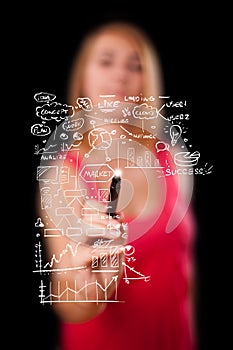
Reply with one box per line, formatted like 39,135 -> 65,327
169,124 -> 182,146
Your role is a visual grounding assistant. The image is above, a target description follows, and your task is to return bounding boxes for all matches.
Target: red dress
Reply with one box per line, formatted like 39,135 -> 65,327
59,150 -> 197,350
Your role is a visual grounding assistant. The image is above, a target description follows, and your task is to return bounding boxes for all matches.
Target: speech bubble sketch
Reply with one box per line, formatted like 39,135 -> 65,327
36,102 -> 74,122
34,92 -> 56,103
132,103 -> 159,120
76,97 -> 93,111
62,118 -> 84,132
155,141 -> 170,153
31,123 -> 51,136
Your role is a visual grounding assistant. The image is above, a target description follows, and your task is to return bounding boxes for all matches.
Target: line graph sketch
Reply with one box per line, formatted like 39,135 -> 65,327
39,277 -> 120,304
33,241 -> 87,274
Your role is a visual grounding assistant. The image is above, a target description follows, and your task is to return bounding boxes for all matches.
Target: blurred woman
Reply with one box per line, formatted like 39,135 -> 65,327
38,20 -> 197,350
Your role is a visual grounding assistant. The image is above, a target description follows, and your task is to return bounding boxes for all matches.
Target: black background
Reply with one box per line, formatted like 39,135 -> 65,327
28,8 -> 222,350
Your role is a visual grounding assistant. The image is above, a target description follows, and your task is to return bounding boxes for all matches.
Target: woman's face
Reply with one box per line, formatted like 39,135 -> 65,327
81,32 -> 143,105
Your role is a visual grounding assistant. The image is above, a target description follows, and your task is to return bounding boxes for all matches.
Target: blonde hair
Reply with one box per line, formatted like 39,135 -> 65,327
67,21 -> 164,108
